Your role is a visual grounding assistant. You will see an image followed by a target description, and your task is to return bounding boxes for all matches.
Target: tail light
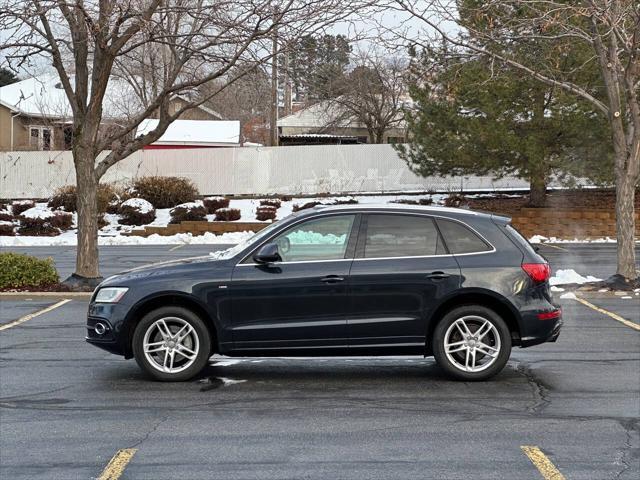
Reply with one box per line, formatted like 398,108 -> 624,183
522,263 -> 551,283
537,308 -> 561,320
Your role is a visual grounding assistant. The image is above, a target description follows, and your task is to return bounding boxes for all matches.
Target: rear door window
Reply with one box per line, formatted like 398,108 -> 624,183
436,218 -> 492,254
362,214 -> 447,258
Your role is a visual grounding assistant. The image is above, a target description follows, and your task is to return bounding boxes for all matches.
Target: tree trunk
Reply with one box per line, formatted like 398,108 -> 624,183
529,177 -> 547,207
73,147 -> 101,280
614,161 -> 637,280
528,174 -> 547,207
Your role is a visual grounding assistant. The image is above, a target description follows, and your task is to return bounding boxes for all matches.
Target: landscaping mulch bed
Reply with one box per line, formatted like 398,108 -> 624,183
0,283 -> 72,293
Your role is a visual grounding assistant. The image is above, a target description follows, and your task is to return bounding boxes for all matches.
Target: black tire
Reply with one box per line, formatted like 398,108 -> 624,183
132,306 -> 211,382
432,305 -> 511,381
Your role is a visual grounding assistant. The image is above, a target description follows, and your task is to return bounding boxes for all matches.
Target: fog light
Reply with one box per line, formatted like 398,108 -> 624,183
94,322 -> 107,335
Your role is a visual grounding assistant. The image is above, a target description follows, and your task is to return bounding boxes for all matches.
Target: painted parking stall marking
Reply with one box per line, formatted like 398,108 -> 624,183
574,296 -> 640,331
0,299 -> 71,331
97,448 -> 137,480
521,446 -> 566,480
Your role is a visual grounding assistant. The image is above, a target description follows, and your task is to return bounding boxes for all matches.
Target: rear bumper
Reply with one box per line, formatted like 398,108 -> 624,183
519,308 -> 563,348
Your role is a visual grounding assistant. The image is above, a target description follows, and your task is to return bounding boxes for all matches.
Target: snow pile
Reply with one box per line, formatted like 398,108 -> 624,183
288,230 -> 347,245
559,292 -> 577,300
19,204 -> 56,219
550,269 -> 601,286
529,235 -> 617,244
121,198 -> 154,214
0,230 -> 254,246
98,231 -> 253,245
171,200 -> 204,211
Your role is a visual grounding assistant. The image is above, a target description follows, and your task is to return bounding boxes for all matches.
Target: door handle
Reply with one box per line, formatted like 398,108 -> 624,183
321,275 -> 345,283
426,271 -> 450,280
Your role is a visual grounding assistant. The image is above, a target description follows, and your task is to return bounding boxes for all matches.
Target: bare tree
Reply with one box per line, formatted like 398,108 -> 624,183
0,0 -> 364,287
199,64 -> 272,142
387,0 -> 639,282
325,55 -> 408,143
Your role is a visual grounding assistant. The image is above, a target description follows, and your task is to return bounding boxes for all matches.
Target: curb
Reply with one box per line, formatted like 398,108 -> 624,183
0,292 -> 93,299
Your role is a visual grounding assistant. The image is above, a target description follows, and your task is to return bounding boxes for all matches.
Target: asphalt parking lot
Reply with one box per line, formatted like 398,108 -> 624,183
1,244 -> 638,479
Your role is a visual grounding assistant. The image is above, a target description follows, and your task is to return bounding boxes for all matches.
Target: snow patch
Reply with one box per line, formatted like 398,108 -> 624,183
288,230 -> 346,245
560,292 -> 577,300
0,230 -> 254,246
19,204 -> 55,219
550,286 -> 565,292
121,198 -> 154,213
171,201 -> 204,212
550,269 -> 601,286
218,377 -> 247,386
529,235 -> 618,244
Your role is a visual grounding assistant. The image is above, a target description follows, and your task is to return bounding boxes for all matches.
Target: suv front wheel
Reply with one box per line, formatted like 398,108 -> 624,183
432,305 -> 511,381
132,306 -> 211,381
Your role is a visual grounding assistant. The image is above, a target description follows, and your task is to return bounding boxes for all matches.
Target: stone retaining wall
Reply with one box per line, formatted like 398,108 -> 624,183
511,208 -> 640,239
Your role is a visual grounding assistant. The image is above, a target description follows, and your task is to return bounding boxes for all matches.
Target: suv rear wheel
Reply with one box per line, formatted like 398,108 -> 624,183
132,306 -> 211,381
432,305 -> 511,381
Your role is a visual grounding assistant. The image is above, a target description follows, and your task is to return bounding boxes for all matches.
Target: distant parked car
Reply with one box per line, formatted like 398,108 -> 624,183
86,205 -> 562,381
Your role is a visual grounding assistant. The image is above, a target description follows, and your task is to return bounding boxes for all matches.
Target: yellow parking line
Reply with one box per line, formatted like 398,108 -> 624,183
98,448 -> 137,480
521,446 -> 565,480
574,296 -> 640,331
0,299 -> 71,332
169,243 -> 185,251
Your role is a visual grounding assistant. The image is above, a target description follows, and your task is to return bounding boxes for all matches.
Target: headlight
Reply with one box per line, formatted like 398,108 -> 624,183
94,287 -> 129,303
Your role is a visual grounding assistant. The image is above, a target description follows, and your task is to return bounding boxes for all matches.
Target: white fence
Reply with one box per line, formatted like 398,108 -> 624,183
0,144 -> 534,199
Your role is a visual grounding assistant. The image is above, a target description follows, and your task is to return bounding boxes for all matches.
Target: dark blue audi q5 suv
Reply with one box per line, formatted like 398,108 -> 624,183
86,205 -> 562,381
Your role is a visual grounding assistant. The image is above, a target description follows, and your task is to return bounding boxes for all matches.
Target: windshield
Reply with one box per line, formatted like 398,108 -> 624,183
208,220 -> 284,260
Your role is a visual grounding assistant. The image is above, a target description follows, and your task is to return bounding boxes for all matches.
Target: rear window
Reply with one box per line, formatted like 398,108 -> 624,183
363,214 -> 447,258
436,219 -> 492,254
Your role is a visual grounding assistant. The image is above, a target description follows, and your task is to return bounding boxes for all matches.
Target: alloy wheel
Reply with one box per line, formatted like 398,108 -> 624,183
142,317 -> 200,374
443,315 -> 501,373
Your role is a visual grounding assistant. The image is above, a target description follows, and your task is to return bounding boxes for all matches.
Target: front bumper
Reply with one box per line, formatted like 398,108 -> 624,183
85,302 -> 130,357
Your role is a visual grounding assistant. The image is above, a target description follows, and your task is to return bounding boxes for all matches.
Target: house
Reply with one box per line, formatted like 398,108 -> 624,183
136,119 -> 241,149
276,100 -> 407,145
0,75 -> 224,151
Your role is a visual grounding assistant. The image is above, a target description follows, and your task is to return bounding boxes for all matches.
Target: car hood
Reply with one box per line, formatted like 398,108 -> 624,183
123,255 -> 215,274
98,255 -> 222,286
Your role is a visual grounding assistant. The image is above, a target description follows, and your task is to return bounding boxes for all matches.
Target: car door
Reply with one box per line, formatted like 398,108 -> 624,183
230,213 -> 360,351
347,213 -> 461,349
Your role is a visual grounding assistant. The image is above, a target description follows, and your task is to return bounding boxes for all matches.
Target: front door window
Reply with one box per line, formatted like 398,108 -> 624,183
270,215 -> 356,262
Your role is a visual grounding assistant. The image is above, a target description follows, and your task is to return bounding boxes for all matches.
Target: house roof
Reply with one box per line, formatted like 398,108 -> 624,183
277,100 -> 354,129
173,94 -> 224,120
0,75 -> 226,121
136,119 -> 240,146
0,74 -> 141,119
277,98 -> 409,130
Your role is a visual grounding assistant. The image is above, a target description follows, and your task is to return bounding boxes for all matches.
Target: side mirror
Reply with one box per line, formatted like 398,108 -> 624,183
253,243 -> 281,264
